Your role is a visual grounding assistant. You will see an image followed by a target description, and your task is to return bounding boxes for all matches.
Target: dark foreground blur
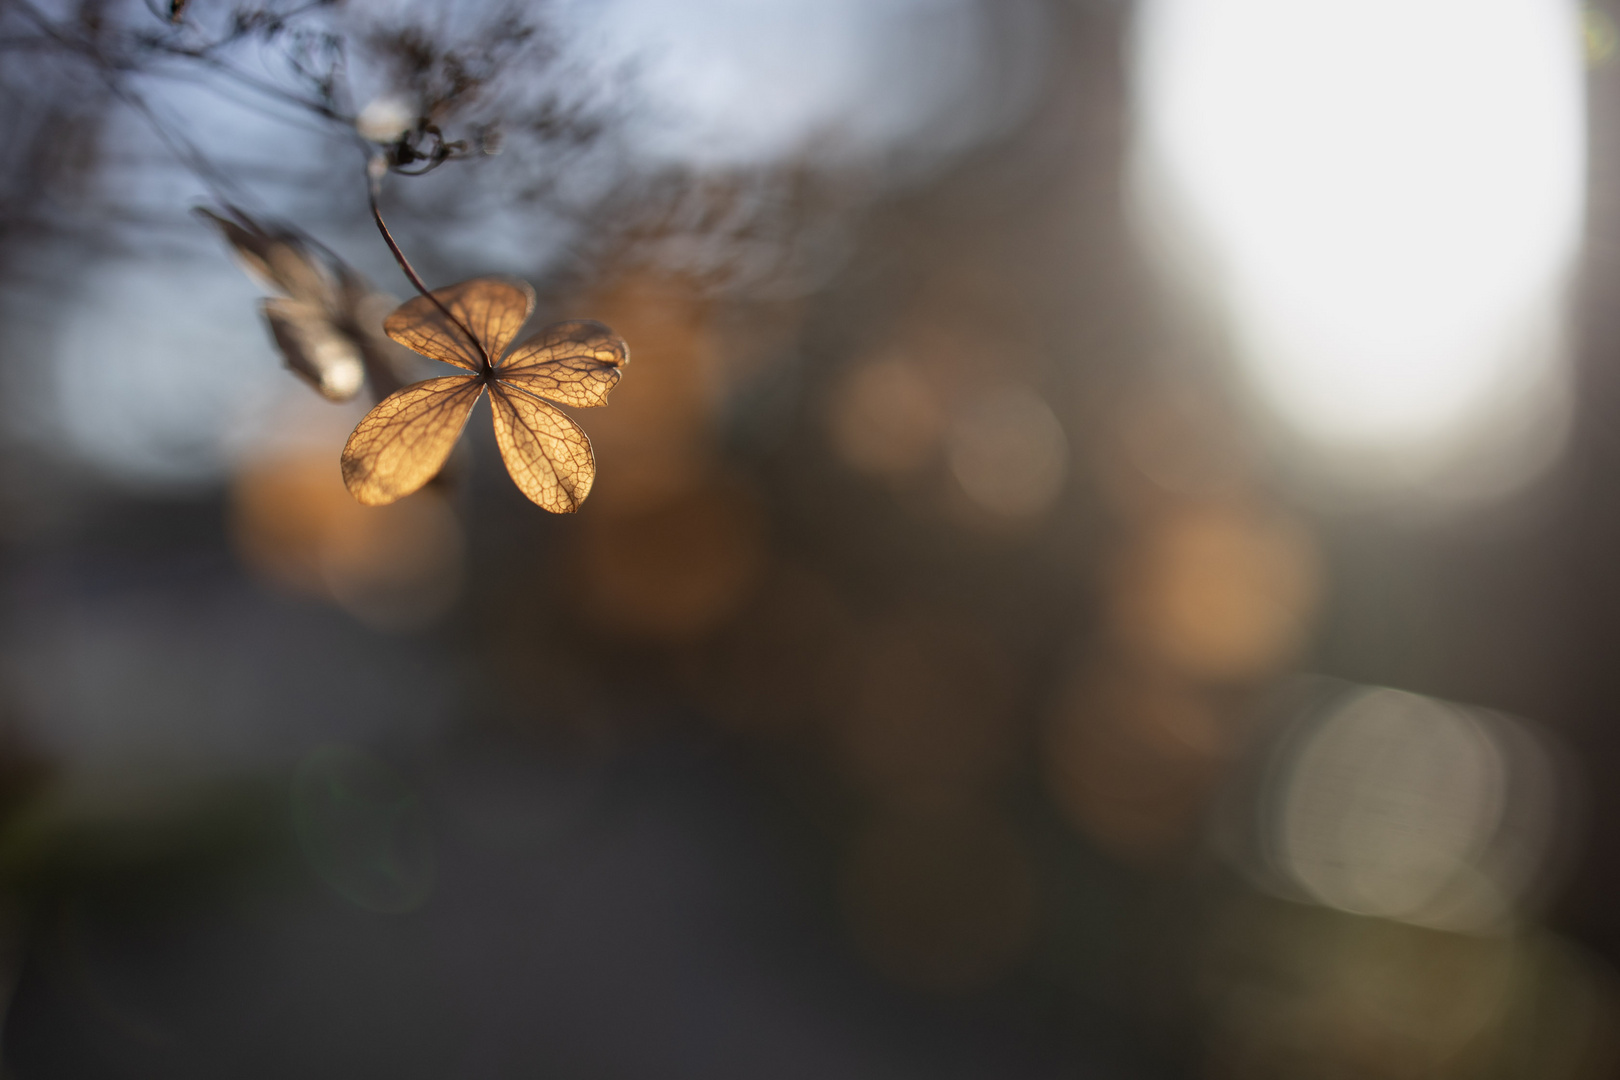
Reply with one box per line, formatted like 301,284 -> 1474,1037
3,0 -> 1620,1077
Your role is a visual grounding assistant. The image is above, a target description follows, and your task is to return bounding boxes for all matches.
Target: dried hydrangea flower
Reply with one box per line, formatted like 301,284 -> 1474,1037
340,278 -> 628,513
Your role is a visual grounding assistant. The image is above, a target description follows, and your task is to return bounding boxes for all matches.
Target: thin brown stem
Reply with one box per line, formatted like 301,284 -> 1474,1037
367,164 -> 491,371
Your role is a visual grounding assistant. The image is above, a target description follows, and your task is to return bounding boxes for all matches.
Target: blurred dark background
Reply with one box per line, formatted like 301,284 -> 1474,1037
1,0 -> 1619,1076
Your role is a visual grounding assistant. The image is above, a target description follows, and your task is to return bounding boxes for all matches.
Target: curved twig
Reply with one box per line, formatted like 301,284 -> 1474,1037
366,160 -> 491,371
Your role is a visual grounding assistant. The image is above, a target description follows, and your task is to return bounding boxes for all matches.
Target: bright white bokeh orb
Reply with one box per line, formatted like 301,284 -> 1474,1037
1132,0 -> 1585,498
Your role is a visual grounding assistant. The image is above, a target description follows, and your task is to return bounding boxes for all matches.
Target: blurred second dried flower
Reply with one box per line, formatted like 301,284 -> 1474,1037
198,207 -> 417,403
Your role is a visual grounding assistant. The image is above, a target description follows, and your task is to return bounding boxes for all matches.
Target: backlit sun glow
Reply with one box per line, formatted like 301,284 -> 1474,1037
1131,0 -> 1585,497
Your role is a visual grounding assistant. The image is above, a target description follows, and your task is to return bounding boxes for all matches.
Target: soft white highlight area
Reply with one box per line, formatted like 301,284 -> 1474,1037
1132,0 -> 1585,495
1263,686 -> 1560,933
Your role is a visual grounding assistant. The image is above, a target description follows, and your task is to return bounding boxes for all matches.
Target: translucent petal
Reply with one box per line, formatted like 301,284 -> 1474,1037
341,376 -> 483,506
489,384 -> 596,513
496,319 -> 627,408
384,278 -> 536,372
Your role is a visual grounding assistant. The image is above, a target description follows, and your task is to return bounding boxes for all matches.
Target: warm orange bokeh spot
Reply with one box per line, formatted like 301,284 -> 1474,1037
340,278 -> 627,513
1111,503 -> 1320,684
568,274 -> 721,514
828,355 -> 947,480
230,454 -> 463,630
